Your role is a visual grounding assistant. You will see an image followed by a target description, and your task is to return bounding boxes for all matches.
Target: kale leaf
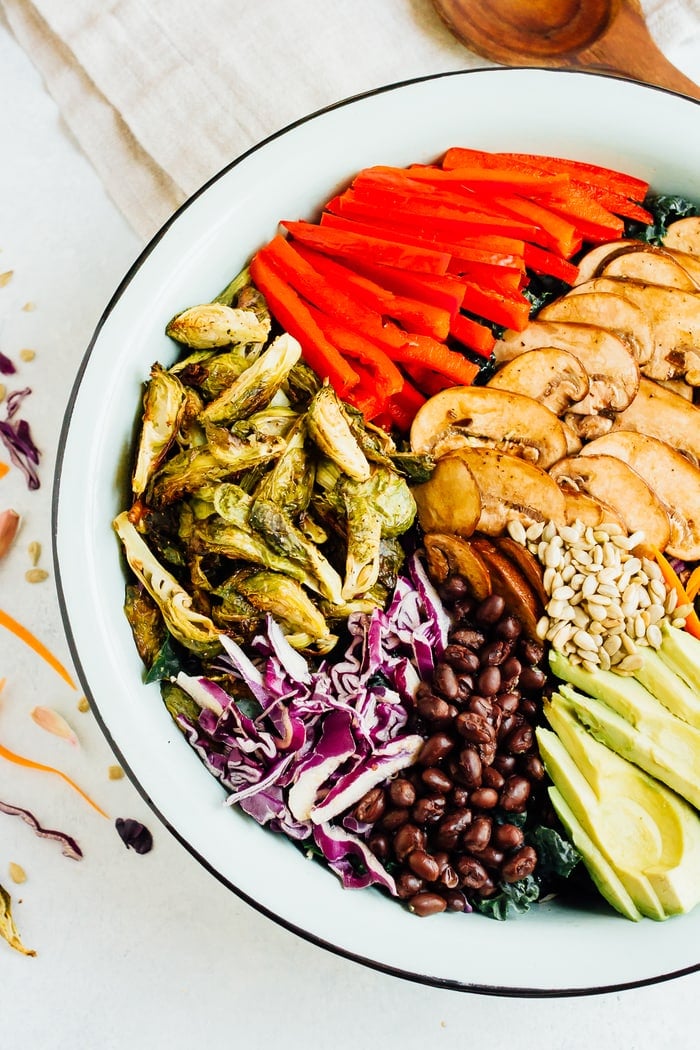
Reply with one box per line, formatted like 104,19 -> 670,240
625,194 -> 699,245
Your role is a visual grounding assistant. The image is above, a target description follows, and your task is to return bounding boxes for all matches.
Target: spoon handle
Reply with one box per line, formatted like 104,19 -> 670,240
577,1 -> 700,101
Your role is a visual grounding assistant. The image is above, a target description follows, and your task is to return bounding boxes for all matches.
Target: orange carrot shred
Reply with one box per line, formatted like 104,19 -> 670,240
0,462 -> 9,480
0,739 -> 108,818
649,546 -> 700,639
0,608 -> 77,689
685,565 -> 700,602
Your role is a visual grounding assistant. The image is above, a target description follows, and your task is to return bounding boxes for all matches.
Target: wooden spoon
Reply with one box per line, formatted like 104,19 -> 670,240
432,0 -> 700,100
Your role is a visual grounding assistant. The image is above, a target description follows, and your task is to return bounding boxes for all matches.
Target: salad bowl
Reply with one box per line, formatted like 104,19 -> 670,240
54,67 -> 700,995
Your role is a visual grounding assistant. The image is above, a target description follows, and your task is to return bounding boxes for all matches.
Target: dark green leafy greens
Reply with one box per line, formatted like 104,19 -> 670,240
625,194 -> 699,245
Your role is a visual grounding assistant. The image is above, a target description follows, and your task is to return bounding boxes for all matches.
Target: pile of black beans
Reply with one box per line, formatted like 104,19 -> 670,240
353,580 -> 550,916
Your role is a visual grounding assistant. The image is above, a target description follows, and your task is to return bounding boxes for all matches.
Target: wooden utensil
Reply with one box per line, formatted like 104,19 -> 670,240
432,0 -> 700,100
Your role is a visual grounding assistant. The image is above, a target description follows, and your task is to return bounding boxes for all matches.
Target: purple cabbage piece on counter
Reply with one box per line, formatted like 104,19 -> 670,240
175,558 -> 448,893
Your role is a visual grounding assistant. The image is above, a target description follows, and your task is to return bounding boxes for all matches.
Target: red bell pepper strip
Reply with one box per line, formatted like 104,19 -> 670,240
382,334 -> 480,387
280,219 -> 450,274
461,281 -> 531,331
249,250 -> 359,396
401,362 -> 456,398
384,380 -> 427,432
292,243 -> 452,340
449,312 -> 496,359
362,163 -> 571,197
320,211 -> 524,271
307,305 -> 405,399
546,184 -> 625,243
327,189 -> 540,242
522,243 -> 579,284
441,147 -> 649,201
447,258 -> 524,293
332,257 -> 465,318
487,194 -> 583,258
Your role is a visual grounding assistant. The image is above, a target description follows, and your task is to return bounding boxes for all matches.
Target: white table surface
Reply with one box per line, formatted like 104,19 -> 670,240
1,14 -> 698,1050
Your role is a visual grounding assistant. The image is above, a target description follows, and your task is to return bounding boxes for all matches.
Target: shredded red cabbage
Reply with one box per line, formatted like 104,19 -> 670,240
0,387 -> 40,490
174,554 -> 448,893
0,351 -> 16,375
0,799 -> 82,860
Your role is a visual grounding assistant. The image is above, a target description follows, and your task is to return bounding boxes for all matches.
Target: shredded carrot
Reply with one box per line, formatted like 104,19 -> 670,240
0,739 -> 108,818
0,462 -> 9,480
649,546 -> 700,639
685,565 -> 700,602
0,608 -> 77,689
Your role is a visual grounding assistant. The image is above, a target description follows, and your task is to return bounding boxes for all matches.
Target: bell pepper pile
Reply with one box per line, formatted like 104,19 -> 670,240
249,147 -> 652,430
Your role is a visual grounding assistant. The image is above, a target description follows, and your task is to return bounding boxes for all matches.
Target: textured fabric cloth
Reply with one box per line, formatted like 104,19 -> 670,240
2,0 -> 698,239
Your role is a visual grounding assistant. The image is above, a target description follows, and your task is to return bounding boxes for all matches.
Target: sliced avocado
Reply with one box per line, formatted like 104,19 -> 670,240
539,696 -> 667,921
634,644 -> 700,729
546,779 -> 642,921
549,650 -> 700,807
543,691 -> 700,918
659,623 -> 700,702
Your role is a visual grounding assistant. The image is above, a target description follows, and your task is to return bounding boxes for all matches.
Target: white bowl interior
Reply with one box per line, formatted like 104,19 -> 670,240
54,68 -> 700,994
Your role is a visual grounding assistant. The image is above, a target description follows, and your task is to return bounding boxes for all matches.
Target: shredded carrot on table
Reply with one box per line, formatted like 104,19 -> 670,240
0,739 -> 108,818
685,565 -> 700,602
0,609 -> 77,689
0,462 -> 9,480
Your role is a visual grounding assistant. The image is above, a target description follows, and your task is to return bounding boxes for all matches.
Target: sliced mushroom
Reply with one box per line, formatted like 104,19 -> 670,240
549,453 -> 671,551
567,278 -> 700,385
663,216 -> 700,256
423,533 -> 492,600
486,347 -> 590,413
445,447 -> 567,537
493,535 -> 548,608
610,377 -> 700,464
573,239 -> 640,285
599,247 -> 700,291
561,412 -> 614,443
409,386 -> 569,469
579,431 -> 700,560
539,291 -> 653,365
560,488 -> 627,531
494,320 -> 639,414
411,454 -> 482,538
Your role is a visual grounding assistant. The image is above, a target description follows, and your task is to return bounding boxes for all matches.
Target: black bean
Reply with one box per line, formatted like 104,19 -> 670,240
504,723 -> 535,755
463,815 -> 492,853
450,627 -> 486,650
408,891 -> 447,916
368,832 -> 391,861
493,823 -> 525,851
382,807 -> 411,832
519,698 -> 539,720
393,822 -> 426,861
478,846 -> 505,871
456,855 -> 489,889
354,787 -> 385,823
421,767 -> 453,794
493,753 -> 517,776
408,849 -> 441,882
500,775 -> 532,813
444,888 -> 470,911
435,808 -> 472,850
480,639 -> 514,667
468,695 -> 493,719
502,845 -> 538,883
395,871 -> 424,899
388,777 -> 417,808
456,747 -> 483,788
481,765 -> 504,790
418,732 -> 455,766
433,662 -> 460,700
438,576 -> 468,601
519,638 -> 544,666
520,754 -> 546,781
500,655 -> 522,690
417,694 -> 451,722
456,711 -> 495,745
443,644 -> 479,673
519,665 -> 547,691
478,665 -> 502,696
450,787 -> 471,808
475,594 -> 506,624
496,691 -> 521,714
494,615 -> 522,640
469,787 -> 499,810
413,795 -> 447,825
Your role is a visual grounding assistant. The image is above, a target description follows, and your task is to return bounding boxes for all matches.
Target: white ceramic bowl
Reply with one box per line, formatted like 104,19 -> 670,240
54,68 -> 700,996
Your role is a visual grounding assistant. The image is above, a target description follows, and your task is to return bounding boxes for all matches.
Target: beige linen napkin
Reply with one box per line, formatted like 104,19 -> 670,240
2,0 -> 699,240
